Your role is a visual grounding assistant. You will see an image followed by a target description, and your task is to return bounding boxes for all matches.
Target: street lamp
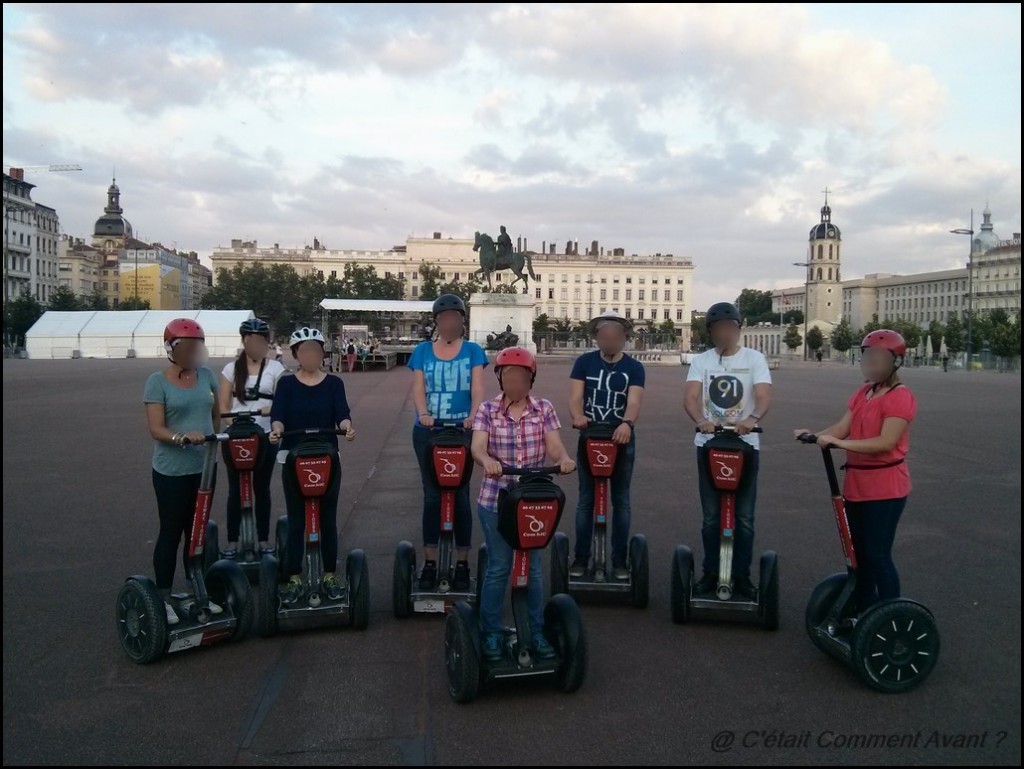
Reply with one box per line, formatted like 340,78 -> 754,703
950,210 -> 974,369
793,261 -> 811,360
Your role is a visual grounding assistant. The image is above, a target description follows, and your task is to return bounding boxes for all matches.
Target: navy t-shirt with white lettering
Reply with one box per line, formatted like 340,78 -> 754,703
570,350 -> 646,422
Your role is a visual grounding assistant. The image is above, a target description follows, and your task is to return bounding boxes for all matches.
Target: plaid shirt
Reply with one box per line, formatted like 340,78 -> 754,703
472,393 -> 562,510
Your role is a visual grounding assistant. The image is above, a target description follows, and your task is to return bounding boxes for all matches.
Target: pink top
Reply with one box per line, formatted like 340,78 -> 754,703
843,383 -> 916,502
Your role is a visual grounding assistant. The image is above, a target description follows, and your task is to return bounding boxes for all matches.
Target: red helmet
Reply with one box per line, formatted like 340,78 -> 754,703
164,318 -> 205,348
860,329 -> 906,357
494,346 -> 537,386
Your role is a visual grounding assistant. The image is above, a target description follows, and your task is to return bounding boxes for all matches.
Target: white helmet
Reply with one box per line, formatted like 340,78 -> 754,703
289,326 -> 325,347
587,309 -> 633,337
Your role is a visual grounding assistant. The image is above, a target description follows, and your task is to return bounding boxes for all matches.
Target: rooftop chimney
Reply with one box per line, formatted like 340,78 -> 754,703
433,232 -> 442,239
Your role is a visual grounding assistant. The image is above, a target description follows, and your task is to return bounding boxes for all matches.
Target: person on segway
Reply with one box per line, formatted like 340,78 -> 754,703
793,329 -> 917,617
470,347 -> 576,663
143,319 -> 223,625
568,310 -> 645,580
269,327 -> 356,604
409,294 -> 487,592
683,302 -> 772,598
218,318 -> 286,558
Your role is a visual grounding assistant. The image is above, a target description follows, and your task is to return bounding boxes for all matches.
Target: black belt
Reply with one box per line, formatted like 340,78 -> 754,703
841,459 -> 905,470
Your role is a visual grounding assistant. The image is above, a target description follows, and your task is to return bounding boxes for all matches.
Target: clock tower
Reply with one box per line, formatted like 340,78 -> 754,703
805,190 -> 842,328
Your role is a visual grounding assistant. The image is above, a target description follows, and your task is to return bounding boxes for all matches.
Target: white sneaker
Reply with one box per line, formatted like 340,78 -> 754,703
208,601 -> 224,615
164,602 -> 180,625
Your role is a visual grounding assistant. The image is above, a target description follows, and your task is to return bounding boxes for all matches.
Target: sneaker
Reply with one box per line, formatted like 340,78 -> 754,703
219,547 -> 238,560
164,602 -> 180,626
207,600 -> 224,615
569,558 -> 587,578
259,542 -> 275,555
532,633 -> 557,660
323,574 -> 345,601
694,572 -> 717,594
733,575 -> 757,599
483,632 -> 504,663
418,560 -> 438,590
452,560 -> 471,591
612,563 -> 629,581
280,577 -> 304,604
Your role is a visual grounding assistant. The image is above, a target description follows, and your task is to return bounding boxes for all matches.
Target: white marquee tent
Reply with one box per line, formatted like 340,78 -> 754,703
25,310 -> 255,359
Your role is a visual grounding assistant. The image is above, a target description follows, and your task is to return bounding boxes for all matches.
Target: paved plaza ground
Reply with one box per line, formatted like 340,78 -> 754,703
2,356 -> 1020,765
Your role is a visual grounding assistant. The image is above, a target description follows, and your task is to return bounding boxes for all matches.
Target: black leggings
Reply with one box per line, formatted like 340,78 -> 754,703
222,437 -> 276,542
412,425 -> 472,549
282,457 -> 341,576
152,469 -> 211,591
847,497 -> 906,612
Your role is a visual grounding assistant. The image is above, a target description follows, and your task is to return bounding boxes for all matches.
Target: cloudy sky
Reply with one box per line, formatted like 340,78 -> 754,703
3,3 -> 1020,309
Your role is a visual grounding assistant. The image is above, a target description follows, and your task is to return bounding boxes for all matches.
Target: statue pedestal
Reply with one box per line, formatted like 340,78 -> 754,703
468,292 -> 536,354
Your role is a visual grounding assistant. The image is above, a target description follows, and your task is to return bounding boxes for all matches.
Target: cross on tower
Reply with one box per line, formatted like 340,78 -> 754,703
821,186 -> 831,205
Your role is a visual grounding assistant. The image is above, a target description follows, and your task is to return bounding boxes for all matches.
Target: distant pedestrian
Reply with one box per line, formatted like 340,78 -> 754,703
346,339 -> 357,373
941,354 -> 949,372
815,350 -> 823,365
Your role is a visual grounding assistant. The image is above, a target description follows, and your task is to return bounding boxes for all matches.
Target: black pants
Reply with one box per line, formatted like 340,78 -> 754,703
412,425 -> 472,549
222,436 -> 276,542
847,497 -> 906,612
282,455 -> 341,576
152,469 -> 211,590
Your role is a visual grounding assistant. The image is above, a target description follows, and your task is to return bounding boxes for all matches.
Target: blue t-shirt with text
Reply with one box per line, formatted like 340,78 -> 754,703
570,350 -> 646,422
408,340 -> 488,424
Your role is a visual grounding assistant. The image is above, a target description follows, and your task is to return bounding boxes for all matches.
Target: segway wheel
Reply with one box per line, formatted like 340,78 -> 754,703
347,549 -> 370,630
204,520 -> 220,576
628,534 -> 650,609
550,532 -> 570,597
274,515 -> 288,578
445,602 -> 480,703
392,541 -> 416,618
670,545 -> 693,624
116,576 -> 167,664
850,600 -> 940,693
474,544 -> 488,606
758,550 -> 780,631
206,560 -> 254,641
544,593 -> 588,693
256,555 -> 279,638
805,573 -> 848,652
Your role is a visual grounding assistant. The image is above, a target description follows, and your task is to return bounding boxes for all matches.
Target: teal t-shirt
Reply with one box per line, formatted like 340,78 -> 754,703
407,340 -> 488,424
143,367 -> 219,476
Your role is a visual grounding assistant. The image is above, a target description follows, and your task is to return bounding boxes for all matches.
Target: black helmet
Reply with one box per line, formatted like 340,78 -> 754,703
705,302 -> 741,330
432,293 -> 466,318
239,317 -> 271,337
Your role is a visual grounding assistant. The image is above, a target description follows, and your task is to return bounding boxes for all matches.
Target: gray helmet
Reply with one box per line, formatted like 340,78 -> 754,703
432,293 -> 466,318
705,302 -> 741,330
239,317 -> 271,337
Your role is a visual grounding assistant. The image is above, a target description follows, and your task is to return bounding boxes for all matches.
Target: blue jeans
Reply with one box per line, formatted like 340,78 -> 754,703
846,497 -> 905,612
574,436 -> 636,567
477,504 -> 544,637
697,446 -> 759,578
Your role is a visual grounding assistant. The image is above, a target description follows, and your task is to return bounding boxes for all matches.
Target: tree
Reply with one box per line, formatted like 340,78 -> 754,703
690,311 -> 711,350
830,318 -> 855,353
859,313 -> 883,336
438,278 -> 484,304
119,296 -> 151,311
418,261 -> 442,301
734,289 -> 773,324
783,322 -> 802,352
2,288 -> 45,347
806,325 -> 824,352
781,309 -> 804,325
990,314 -> 1021,361
532,313 -> 550,344
889,318 -> 921,352
84,288 -> 110,310
47,286 -> 81,311
491,283 -> 519,295
944,312 -> 965,355
928,320 -> 946,354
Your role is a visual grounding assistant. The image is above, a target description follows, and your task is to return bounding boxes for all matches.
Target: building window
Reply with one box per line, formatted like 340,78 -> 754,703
677,278 -> 684,285
663,309 -> 670,320
625,308 -> 632,319
411,285 -> 418,296
638,289 -> 645,301
626,277 -> 632,284
534,287 -> 541,299
330,270 -> 337,278
639,277 -> 645,284
399,272 -> 405,279
548,288 -> 555,300
676,309 -> 683,321
612,289 -> 619,300
829,244 -> 833,258
676,290 -> 684,302
818,245 -> 823,259
560,287 -> 568,300
652,278 -> 658,285
638,309 -> 645,320
561,274 -> 568,283
574,288 -> 581,300
663,289 -> 670,301
626,289 -> 632,301
817,268 -> 822,280
573,307 -> 580,319
573,274 -> 580,283
600,288 -> 607,300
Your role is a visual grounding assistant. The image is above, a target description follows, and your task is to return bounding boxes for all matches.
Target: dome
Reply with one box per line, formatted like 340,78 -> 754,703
972,205 -> 999,254
809,199 -> 841,241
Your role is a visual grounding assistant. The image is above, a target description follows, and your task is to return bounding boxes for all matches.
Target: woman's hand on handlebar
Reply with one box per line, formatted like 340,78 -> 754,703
792,428 -> 812,440
340,419 -> 356,442
815,434 -> 841,449
419,414 -> 436,428
483,458 -> 503,477
571,415 -> 589,430
182,430 -> 207,445
559,458 -> 577,475
462,416 -> 474,430
697,420 -> 718,434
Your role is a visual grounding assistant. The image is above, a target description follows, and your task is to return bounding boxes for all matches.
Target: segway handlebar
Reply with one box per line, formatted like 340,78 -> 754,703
796,432 -> 837,449
694,425 -> 763,434
572,418 -> 622,430
280,427 -> 352,438
431,420 -> 469,430
221,408 -> 270,419
500,464 -> 573,476
181,432 -> 229,445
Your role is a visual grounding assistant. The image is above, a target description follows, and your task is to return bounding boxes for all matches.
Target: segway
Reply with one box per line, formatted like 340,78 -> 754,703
257,427 -> 369,636
670,425 -> 779,629
445,465 -> 587,703
550,421 -> 649,607
221,410 -> 276,584
797,433 -> 939,692
116,433 -> 254,663
393,423 -> 483,617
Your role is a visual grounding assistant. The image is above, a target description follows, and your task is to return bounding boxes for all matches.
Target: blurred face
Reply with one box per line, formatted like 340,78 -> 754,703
709,319 -> 741,350
595,321 -> 627,356
242,333 -> 269,359
500,365 -> 532,401
170,338 -> 205,368
436,309 -> 464,340
295,340 -> 324,371
860,347 -> 898,382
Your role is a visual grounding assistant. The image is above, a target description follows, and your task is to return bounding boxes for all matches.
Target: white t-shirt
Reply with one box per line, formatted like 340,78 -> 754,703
221,358 -> 287,432
686,346 -> 772,449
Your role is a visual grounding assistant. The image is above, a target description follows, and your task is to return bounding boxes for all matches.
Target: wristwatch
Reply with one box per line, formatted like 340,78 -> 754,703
623,419 -> 635,429
750,414 -> 762,424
